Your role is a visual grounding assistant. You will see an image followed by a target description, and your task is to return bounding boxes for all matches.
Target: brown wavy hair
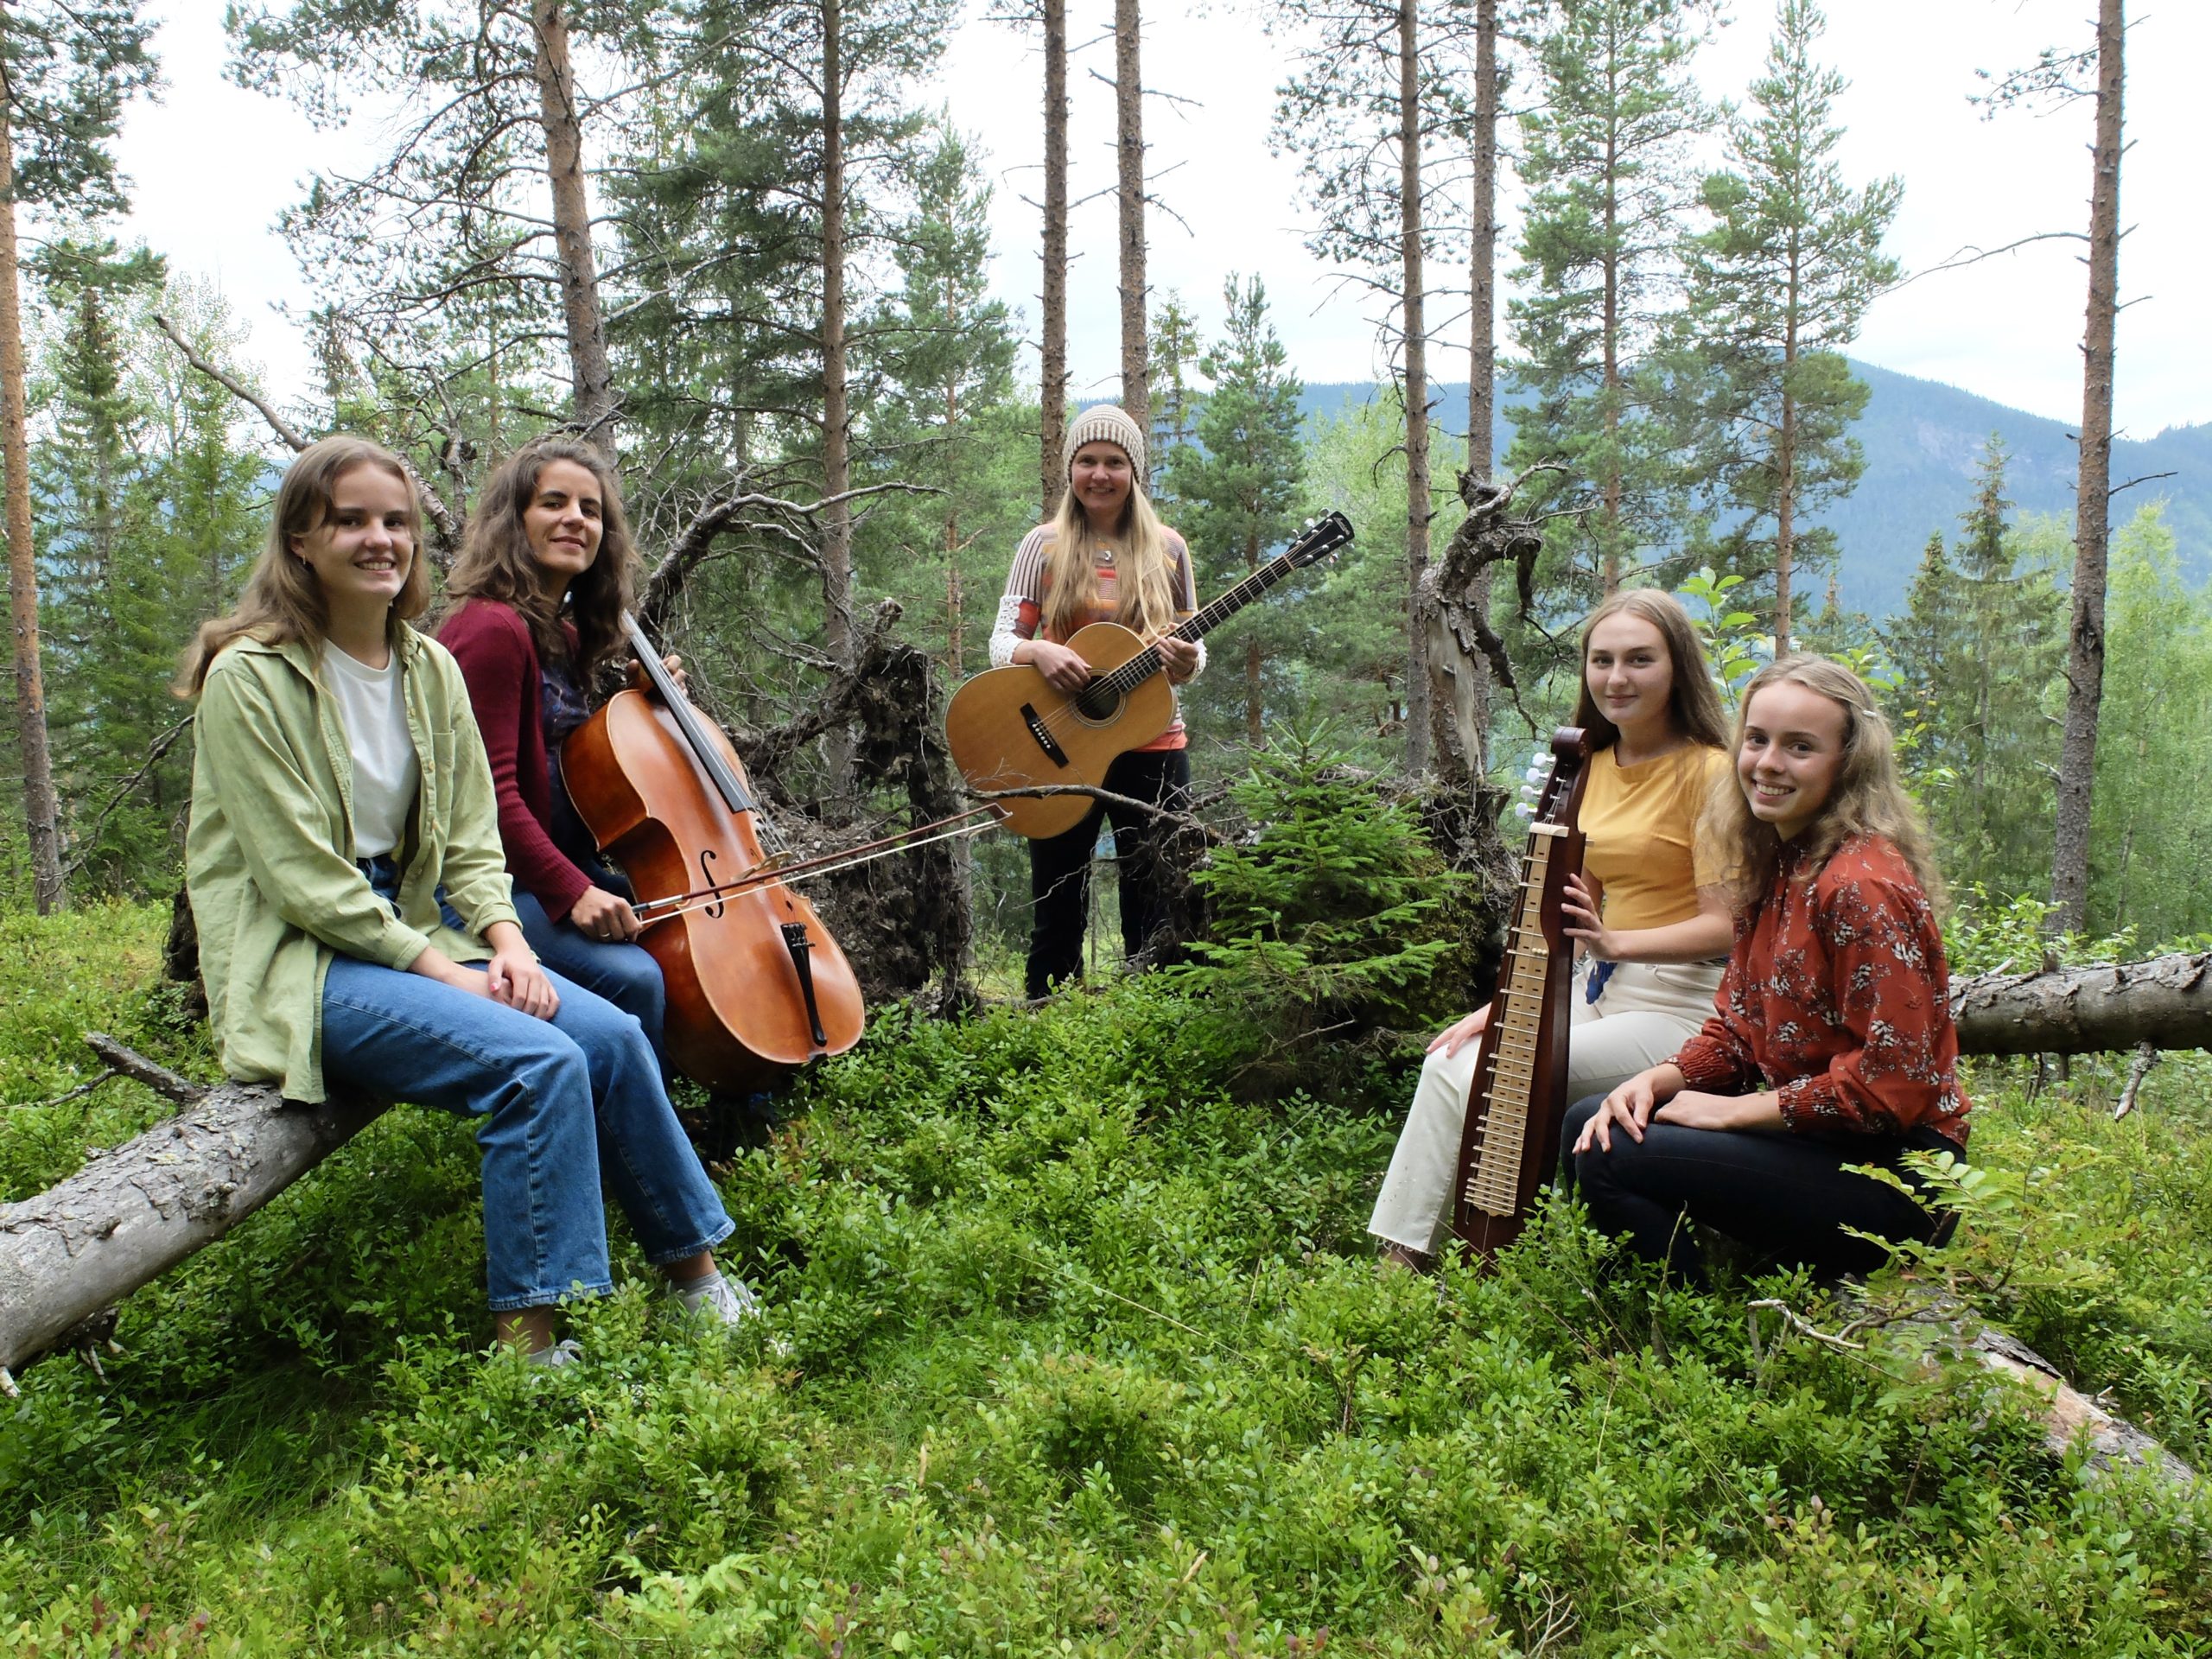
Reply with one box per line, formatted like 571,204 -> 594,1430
1568,588 -> 1732,753
1702,654 -> 1946,914
176,436 -> 428,695
442,436 -> 638,682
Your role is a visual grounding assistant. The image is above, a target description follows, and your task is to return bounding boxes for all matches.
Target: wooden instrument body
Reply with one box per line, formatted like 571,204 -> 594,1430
563,685 -> 866,1092
942,620 -> 1177,839
1449,728 -> 1592,1263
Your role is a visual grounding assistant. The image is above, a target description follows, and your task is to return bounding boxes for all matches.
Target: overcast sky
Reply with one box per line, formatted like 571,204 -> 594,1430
115,0 -> 2205,440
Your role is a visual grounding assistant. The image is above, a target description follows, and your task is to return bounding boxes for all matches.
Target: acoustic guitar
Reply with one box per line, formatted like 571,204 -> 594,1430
1450,727 -> 1592,1263
945,511 -> 1354,838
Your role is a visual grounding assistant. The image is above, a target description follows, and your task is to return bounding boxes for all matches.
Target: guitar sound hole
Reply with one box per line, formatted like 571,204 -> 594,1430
1072,682 -> 1123,723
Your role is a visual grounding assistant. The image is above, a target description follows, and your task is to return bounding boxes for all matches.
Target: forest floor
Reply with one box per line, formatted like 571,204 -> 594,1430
5,902 -> 2212,1656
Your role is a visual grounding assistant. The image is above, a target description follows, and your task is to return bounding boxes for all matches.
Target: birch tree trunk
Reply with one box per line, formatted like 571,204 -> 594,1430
530,0 -> 618,454
1040,0 -> 1070,517
0,89 -> 64,913
2050,0 -> 2125,933
1397,0 -> 1433,774
1114,0 -> 1149,434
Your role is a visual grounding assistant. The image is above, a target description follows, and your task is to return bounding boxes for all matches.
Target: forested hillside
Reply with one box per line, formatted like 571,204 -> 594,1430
1304,365 -> 2210,617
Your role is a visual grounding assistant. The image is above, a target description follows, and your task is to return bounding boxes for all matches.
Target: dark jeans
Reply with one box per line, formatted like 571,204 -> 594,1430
1561,1093 -> 1955,1281
1027,747 -> 1192,1000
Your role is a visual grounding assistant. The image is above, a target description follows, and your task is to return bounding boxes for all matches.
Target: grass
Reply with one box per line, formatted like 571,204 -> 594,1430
3,905 -> 2211,1655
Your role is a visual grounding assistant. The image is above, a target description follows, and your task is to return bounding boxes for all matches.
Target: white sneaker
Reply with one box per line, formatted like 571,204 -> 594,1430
527,1337 -> 586,1370
674,1272 -> 765,1326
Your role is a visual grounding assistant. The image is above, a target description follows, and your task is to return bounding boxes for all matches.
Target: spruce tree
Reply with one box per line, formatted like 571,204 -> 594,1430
1676,0 -> 1899,652
1165,276 -> 1306,747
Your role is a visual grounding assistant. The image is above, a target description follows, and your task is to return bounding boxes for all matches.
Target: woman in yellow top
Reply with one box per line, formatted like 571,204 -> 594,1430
1370,589 -> 1734,1269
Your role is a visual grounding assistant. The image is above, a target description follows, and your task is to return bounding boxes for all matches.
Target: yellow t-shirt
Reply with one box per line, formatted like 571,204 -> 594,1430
1577,744 -> 1727,932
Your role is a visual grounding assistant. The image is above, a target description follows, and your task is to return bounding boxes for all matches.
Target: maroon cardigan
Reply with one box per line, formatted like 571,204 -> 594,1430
437,599 -> 596,919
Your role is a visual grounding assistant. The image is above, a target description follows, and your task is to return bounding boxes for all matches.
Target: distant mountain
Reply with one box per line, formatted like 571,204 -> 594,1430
1297,363 -> 2209,619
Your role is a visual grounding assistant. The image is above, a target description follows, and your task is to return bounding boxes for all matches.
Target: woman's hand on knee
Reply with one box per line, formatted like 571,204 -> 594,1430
1573,1064 -> 1681,1154
481,923 -> 559,1020
1575,1080 -> 1654,1154
1428,1005 -> 1491,1057
1652,1089 -> 1783,1133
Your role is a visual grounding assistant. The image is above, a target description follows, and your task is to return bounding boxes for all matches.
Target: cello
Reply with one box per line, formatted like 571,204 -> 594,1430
560,615 -> 868,1091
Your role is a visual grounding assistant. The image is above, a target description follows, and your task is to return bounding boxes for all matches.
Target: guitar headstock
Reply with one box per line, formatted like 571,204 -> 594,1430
1281,511 -> 1354,569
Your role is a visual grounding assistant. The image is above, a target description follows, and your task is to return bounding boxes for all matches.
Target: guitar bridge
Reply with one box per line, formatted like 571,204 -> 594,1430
1019,702 -> 1071,768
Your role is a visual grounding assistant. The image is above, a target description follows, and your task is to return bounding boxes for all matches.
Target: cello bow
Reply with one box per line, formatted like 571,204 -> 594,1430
1449,726 -> 1593,1264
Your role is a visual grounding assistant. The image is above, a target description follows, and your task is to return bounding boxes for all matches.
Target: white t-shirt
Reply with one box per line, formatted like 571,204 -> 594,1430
321,645 -> 420,859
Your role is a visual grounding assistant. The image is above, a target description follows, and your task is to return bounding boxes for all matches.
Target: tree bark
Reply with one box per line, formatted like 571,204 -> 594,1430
530,0 -> 618,454
1040,0 -> 1070,518
1398,0 -> 1433,775
1428,0 -> 1497,784
0,92 -> 65,913
0,1084 -> 388,1382
2050,0 -> 2125,933
1114,0 -> 1149,435
818,0 -> 856,780
1948,949 -> 2206,1058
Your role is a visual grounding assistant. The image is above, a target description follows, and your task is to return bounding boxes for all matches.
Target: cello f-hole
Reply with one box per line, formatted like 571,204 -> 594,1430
699,849 -> 724,918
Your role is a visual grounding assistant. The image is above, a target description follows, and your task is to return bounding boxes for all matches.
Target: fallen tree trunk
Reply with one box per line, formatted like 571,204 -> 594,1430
1952,950 -> 2212,1057
0,1083 -> 385,1389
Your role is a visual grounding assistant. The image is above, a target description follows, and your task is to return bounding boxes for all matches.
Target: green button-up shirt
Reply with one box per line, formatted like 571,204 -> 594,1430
186,628 -> 521,1103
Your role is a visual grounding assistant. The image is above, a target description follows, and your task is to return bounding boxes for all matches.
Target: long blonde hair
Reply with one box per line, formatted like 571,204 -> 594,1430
1567,588 -> 1731,753
176,436 -> 429,695
442,436 -> 638,683
1039,475 -> 1179,641
1703,654 -> 1946,914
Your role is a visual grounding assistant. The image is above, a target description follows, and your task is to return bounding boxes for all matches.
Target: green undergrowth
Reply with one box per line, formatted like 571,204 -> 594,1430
6,909 -> 2212,1654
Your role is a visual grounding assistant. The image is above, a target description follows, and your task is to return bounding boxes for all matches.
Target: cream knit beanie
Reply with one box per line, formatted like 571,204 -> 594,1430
1063,404 -> 1147,479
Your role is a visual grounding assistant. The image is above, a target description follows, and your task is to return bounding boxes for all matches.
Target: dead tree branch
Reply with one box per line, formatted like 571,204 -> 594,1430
149,313 -> 462,559
82,1033 -> 206,1108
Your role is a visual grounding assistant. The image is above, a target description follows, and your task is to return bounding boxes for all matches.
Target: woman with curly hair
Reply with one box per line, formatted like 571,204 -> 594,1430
1567,655 -> 1969,1281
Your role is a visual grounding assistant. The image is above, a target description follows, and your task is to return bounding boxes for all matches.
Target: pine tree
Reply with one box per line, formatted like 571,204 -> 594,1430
1676,0 -> 1899,652
868,124 -> 1021,679
1507,0 -> 1713,601
1165,276 -> 1306,747
0,0 -> 157,912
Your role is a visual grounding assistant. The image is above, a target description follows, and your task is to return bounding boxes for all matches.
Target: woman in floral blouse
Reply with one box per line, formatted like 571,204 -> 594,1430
1565,655 -> 1968,1280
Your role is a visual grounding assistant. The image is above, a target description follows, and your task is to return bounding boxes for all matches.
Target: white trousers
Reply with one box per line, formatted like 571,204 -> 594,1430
1367,958 -> 1726,1255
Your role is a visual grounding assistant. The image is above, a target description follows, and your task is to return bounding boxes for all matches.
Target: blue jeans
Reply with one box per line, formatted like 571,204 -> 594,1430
511,889 -> 668,1065
327,870 -> 732,1311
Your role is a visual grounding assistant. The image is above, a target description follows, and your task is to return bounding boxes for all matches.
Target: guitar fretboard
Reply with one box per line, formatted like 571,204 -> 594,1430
1094,550 -> 1310,697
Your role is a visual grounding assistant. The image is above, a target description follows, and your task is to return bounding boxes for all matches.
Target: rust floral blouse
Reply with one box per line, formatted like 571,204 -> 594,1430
1671,834 -> 1970,1147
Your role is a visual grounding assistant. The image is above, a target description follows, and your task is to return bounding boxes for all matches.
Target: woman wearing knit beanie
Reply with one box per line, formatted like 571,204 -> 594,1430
988,406 -> 1206,998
